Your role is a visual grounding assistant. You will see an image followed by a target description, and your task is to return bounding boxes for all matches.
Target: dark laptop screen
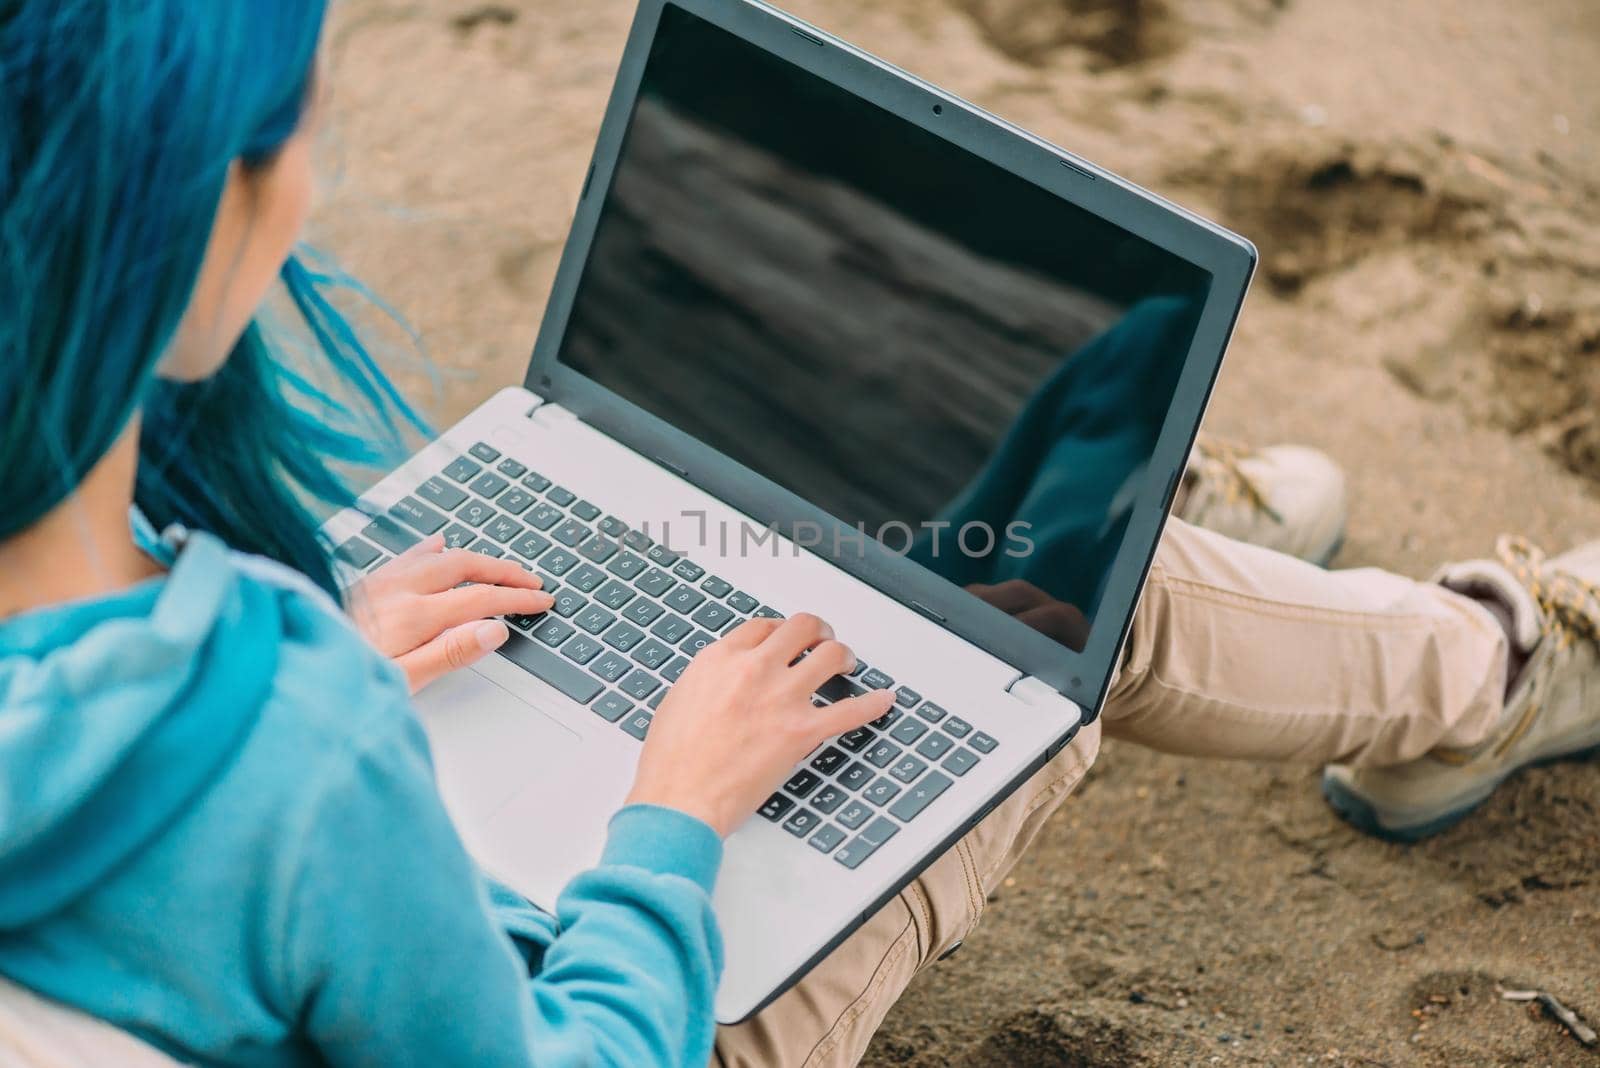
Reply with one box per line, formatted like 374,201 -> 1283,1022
557,3 -> 1212,652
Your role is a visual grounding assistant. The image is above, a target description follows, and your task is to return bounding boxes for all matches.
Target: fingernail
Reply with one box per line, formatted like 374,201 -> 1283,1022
475,620 -> 507,652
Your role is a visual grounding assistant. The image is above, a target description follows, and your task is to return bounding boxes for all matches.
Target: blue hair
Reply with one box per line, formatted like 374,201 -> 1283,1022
0,0 -> 425,599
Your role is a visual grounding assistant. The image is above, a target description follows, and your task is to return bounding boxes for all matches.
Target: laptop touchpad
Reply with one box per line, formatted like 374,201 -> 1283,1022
416,667 -> 584,830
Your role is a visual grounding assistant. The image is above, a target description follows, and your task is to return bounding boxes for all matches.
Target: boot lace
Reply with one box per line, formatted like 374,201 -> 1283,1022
1498,535 -> 1600,652
1191,437 -> 1283,524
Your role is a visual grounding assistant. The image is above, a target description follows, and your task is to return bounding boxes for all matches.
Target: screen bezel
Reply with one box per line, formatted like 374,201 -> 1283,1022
525,0 -> 1256,718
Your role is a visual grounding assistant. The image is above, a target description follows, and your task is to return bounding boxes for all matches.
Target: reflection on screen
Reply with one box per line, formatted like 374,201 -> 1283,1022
557,4 -> 1212,652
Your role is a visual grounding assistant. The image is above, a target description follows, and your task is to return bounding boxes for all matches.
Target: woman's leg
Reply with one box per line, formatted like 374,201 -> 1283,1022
1106,518 -> 1508,765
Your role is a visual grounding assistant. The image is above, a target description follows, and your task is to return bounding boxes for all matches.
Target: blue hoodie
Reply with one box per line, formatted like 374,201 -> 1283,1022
0,524 -> 724,1066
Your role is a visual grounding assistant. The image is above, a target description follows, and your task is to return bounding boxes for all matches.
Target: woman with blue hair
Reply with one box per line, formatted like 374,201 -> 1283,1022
0,2 -> 892,1064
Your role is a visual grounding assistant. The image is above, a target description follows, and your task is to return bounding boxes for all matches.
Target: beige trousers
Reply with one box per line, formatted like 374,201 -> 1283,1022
714,518 -> 1509,1067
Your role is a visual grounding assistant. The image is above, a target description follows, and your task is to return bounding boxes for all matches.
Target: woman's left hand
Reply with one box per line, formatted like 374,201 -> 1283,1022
348,534 -> 555,693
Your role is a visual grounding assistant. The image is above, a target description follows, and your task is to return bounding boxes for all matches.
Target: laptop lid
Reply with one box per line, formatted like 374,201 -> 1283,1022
525,0 -> 1255,719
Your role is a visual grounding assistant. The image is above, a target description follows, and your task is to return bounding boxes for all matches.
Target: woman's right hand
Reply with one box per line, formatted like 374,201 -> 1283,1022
625,613 -> 896,838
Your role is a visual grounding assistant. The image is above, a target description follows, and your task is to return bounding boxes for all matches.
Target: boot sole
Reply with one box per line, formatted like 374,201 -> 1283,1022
1322,738 -> 1600,844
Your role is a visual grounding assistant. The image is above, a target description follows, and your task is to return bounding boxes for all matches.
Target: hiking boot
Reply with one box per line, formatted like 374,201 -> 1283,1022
1323,536 -> 1600,842
1178,437 -> 1348,566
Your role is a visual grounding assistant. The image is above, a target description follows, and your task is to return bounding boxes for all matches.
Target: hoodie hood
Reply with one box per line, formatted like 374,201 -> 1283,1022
0,532 -> 282,929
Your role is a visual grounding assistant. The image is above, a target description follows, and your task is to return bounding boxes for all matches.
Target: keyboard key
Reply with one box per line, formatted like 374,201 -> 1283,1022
782,808 -> 822,838
753,606 -> 783,619
810,785 -> 847,814
367,555 -> 392,571
635,568 -> 676,597
362,515 -> 420,555
496,631 -> 602,703
531,618 -> 575,647
650,614 -> 692,644
894,686 -> 921,709
467,540 -> 504,558
469,472 -> 509,499
838,762 -> 873,791
542,549 -> 579,576
441,524 -> 475,549
623,599 -> 664,627
970,732 -> 999,754
646,543 -> 681,567
726,591 -> 759,614
810,747 -> 848,776
496,457 -> 527,479
784,770 -> 822,798
594,580 -> 635,610
599,515 -> 628,537
691,602 -> 735,631
497,488 -> 535,516
619,670 -> 660,701
546,486 -> 577,507
759,793 -> 795,822
621,710 -> 653,740
552,590 -> 587,618
660,656 -> 690,682
838,728 -> 876,753
578,536 -> 619,564
915,733 -> 955,761
574,605 -> 616,635
860,668 -> 895,690
648,688 -> 669,710
833,836 -> 880,870
572,500 -> 602,522
526,503 -> 562,531
622,528 -> 654,552
889,755 -> 928,783
664,585 -> 706,614
848,659 -> 868,678
505,614 -> 542,631
916,702 -> 948,724
890,718 -> 928,745
607,552 -> 649,580
522,471 -> 552,493
818,676 -> 866,703
869,708 -> 902,732
859,817 -> 900,848
457,500 -> 496,528
469,442 -> 501,463
701,575 -> 733,598
511,531 -> 552,561
679,630 -> 716,656
864,741 -> 901,768
567,564 -> 607,593
862,778 -> 902,806
602,622 -> 646,652
335,537 -> 381,569
942,716 -> 972,738
942,748 -> 979,777
552,519 -> 590,548
630,638 -> 674,670
808,825 -> 845,854
535,571 -> 560,593
590,652 -> 632,684
416,477 -> 468,511
591,690 -> 633,722
561,636 -> 603,665
444,456 -> 482,483
484,515 -> 523,544
672,559 -> 705,582
835,801 -> 871,830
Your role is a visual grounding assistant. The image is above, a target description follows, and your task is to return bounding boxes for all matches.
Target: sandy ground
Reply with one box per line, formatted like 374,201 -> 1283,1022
315,1 -> 1600,1063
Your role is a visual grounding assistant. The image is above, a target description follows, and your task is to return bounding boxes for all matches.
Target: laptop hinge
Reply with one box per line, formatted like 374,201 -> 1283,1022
1006,674 -> 1066,706
522,394 -> 550,420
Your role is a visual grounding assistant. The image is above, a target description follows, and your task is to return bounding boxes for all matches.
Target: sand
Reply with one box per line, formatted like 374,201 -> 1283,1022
315,1 -> 1600,1063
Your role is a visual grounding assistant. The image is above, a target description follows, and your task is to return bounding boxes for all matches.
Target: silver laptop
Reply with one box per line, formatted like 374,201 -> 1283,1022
324,0 -> 1254,1024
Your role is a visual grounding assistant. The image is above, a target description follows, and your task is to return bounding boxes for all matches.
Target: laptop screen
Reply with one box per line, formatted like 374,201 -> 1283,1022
557,3 -> 1213,654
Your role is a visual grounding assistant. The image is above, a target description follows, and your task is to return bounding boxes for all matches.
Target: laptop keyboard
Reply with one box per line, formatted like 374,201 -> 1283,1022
337,441 -> 1000,870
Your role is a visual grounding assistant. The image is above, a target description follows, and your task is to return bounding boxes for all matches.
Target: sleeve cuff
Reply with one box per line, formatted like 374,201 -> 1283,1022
601,804 -> 724,896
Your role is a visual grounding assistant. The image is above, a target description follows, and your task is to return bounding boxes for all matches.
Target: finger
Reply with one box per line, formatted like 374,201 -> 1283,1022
397,533 -> 447,561
396,619 -> 508,693
412,548 -> 545,594
811,688 -> 896,742
759,612 -> 833,664
717,616 -> 783,650
426,583 -> 555,629
789,638 -> 855,692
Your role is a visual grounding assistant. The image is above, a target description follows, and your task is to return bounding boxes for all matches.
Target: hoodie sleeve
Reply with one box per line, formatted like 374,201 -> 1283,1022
279,709 -> 724,1068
